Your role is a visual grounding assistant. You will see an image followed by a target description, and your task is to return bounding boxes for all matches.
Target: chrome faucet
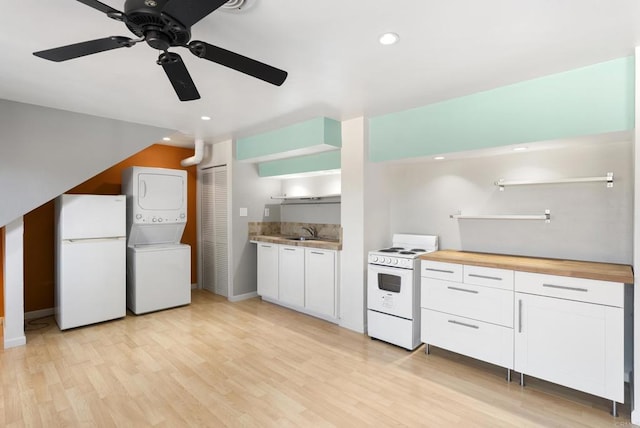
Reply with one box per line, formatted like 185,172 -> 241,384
301,225 -> 317,238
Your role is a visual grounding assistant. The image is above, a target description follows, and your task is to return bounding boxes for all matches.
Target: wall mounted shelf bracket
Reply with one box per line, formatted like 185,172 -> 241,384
495,173 -> 613,191
450,209 -> 551,223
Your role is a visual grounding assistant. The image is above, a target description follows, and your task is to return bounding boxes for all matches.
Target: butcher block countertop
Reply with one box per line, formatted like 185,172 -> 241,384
420,250 -> 634,284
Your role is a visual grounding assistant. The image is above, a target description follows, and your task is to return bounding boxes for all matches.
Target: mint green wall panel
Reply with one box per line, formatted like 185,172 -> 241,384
258,150 -> 341,177
236,117 -> 341,161
369,57 -> 634,162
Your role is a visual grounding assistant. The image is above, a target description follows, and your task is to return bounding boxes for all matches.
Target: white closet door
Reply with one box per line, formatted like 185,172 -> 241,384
200,166 -> 228,296
213,166 -> 228,296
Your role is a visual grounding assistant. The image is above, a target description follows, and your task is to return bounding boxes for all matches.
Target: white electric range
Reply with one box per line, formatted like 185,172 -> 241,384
367,234 -> 438,350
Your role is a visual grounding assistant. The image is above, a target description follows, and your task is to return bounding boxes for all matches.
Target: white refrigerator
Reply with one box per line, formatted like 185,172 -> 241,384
55,194 -> 127,330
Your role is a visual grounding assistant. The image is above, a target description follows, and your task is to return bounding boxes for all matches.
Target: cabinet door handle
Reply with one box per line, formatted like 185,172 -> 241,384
260,245 -> 272,248
284,248 -> 296,251
542,283 -> 588,292
447,286 -> 479,294
518,299 -> 522,333
448,320 -> 479,329
425,268 -> 454,274
310,251 -> 324,255
468,273 -> 502,281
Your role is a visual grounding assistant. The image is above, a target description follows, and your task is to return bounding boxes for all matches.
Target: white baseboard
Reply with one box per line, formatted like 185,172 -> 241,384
4,335 -> 27,349
632,409 -> 639,425
25,308 -> 55,320
228,291 -> 258,302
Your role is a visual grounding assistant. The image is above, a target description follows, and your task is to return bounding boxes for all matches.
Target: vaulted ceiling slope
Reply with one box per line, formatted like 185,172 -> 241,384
2,1 -> 640,144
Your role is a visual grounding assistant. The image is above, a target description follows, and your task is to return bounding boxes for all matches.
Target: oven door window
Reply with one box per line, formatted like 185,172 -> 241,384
378,273 -> 401,293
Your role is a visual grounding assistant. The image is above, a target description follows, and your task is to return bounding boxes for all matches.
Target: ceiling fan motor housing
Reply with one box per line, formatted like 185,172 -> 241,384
124,0 -> 191,48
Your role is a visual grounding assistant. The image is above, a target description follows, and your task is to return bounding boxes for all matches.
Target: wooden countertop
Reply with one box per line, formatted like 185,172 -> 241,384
250,235 -> 342,251
420,250 -> 634,284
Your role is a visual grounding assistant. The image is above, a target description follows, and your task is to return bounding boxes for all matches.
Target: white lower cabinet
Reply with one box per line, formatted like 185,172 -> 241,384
257,243 -> 279,300
515,272 -> 625,403
304,248 -> 337,318
255,242 -> 339,323
278,245 -> 305,306
421,309 -> 513,368
421,261 -> 514,370
421,257 -> 629,409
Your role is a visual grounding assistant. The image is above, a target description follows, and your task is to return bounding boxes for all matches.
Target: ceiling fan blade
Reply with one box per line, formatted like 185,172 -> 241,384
33,37 -> 135,62
76,0 -> 123,15
162,0 -> 228,27
158,52 -> 200,101
188,41 -> 288,86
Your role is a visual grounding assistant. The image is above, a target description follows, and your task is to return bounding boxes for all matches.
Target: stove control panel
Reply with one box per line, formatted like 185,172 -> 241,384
368,254 -> 415,269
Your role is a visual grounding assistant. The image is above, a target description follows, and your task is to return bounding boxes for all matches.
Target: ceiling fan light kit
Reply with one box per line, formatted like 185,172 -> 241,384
33,0 -> 288,101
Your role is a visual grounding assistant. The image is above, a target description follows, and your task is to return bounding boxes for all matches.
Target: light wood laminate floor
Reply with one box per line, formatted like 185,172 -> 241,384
1,290 -> 634,427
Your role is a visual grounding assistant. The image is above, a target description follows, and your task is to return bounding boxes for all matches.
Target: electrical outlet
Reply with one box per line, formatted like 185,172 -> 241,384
239,207 -> 248,217
264,208 -> 270,217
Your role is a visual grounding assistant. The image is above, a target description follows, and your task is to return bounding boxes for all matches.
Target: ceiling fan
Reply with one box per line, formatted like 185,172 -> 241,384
33,0 -> 288,101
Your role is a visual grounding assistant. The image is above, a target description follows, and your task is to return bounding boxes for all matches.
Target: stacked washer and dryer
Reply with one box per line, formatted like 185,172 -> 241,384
122,166 -> 191,314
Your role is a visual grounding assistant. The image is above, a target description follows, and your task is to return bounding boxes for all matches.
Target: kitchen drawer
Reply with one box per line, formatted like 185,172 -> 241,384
421,278 -> 513,327
421,260 -> 463,282
464,265 -> 514,291
421,308 -> 513,369
515,271 -> 624,308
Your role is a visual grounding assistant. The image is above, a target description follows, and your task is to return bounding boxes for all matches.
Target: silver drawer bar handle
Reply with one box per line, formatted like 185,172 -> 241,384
310,251 -> 324,255
261,245 -> 272,248
542,283 -> 588,292
518,299 -> 522,333
447,286 -> 479,294
284,248 -> 296,251
448,320 -> 479,329
468,273 -> 502,281
425,268 -> 454,274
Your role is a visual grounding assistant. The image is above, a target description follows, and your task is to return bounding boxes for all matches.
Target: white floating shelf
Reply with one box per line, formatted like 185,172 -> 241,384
495,173 -> 613,190
450,210 -> 551,223
270,194 -> 340,200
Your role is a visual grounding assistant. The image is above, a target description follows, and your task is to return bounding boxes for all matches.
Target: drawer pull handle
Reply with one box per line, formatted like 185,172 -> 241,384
310,251 -> 324,255
542,283 -> 588,292
448,320 -> 479,329
447,286 -> 479,294
261,245 -> 272,248
284,248 -> 296,251
468,273 -> 502,281
518,299 -> 522,333
425,268 -> 454,274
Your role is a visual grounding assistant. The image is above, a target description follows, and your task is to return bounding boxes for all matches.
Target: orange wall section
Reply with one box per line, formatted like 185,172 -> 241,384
23,144 -> 198,312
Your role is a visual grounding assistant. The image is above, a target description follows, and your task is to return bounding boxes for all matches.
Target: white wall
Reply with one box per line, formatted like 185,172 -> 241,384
0,99 -> 172,227
386,139 -> 632,263
4,217 -> 25,348
632,46 -> 640,426
339,117 -> 394,333
231,147 -> 282,298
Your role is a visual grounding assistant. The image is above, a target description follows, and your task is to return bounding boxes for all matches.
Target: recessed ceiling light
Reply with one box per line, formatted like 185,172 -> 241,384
162,137 -> 171,141
201,116 -> 211,121
513,147 -> 528,151
379,32 -> 399,45
434,156 -> 445,160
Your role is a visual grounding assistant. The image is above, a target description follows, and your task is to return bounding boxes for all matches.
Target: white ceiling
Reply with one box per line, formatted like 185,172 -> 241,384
2,1 -> 640,146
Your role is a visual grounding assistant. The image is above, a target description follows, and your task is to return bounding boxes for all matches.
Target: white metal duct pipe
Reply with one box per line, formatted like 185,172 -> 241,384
181,138 -> 204,167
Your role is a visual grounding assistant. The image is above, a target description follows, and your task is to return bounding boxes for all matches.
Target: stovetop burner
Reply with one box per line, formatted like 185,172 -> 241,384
399,251 -> 416,255
411,248 -> 426,252
379,248 -> 400,253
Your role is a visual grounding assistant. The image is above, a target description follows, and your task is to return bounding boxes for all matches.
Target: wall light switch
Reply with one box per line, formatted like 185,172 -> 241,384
239,207 -> 248,217
264,208 -> 270,217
